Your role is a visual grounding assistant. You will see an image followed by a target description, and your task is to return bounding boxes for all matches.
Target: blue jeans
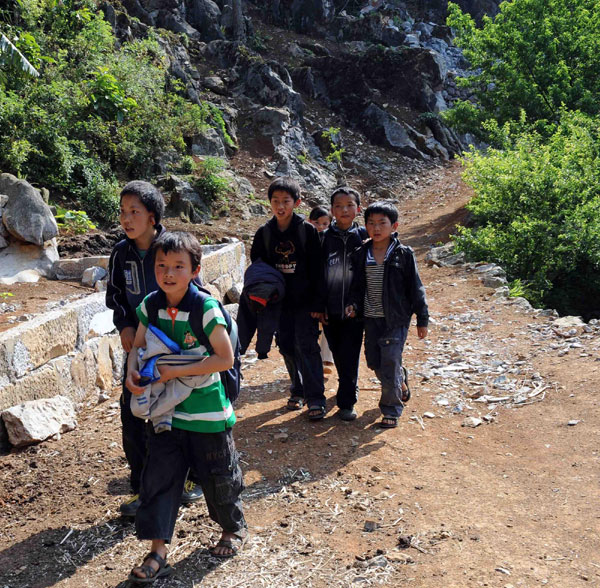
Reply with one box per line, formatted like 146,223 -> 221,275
364,319 -> 408,418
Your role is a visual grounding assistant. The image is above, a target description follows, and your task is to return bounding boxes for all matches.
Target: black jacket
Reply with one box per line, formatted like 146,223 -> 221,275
320,221 -> 368,318
250,213 -> 323,312
348,235 -> 429,328
105,224 -> 166,333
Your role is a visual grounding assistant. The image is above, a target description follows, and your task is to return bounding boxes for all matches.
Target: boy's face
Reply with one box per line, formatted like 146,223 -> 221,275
310,215 -> 331,232
366,213 -> 398,245
155,249 -> 200,301
120,194 -> 155,243
270,189 -> 300,226
331,193 -> 359,229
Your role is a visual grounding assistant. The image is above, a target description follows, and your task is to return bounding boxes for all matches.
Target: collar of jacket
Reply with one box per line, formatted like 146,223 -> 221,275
267,212 -> 304,234
123,223 -> 166,249
329,221 -> 361,236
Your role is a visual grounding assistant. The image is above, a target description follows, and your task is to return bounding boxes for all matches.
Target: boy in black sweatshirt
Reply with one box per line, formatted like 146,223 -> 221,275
320,187 -> 368,421
250,177 -> 326,419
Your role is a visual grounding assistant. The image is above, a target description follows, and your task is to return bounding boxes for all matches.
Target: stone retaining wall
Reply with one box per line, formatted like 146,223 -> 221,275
0,241 -> 246,450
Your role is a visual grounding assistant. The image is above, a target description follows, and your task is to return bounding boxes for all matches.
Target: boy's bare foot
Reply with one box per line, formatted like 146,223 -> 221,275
210,531 -> 247,558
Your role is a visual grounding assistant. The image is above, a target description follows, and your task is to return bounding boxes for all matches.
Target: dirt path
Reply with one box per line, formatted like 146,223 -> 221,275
1,163 -> 599,588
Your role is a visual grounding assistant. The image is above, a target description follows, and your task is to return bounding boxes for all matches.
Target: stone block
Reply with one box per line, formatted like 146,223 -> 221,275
82,266 -> 107,287
2,395 -> 77,447
53,256 -> 110,280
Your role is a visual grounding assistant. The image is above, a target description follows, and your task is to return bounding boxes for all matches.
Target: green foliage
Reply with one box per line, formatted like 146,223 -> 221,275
0,291 -> 14,300
0,0 -> 233,224
54,205 -> 96,234
191,157 -> 230,203
446,0 -> 600,136
321,127 -> 344,163
454,111 -> 600,315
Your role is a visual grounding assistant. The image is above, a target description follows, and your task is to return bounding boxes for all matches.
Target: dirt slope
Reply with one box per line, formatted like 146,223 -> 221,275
1,163 -> 599,588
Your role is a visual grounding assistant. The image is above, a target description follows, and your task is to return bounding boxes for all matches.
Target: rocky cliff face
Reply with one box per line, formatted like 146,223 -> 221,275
104,0 -> 496,202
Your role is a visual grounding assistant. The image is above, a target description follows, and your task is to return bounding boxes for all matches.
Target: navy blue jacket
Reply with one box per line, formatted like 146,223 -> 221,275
237,259 -> 286,358
348,235 -> 429,328
320,221 -> 368,318
105,224 -> 166,333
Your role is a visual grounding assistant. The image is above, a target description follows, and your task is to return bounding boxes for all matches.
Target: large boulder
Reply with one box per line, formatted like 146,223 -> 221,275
185,0 -> 224,41
2,395 -> 77,447
361,104 -> 422,159
0,239 -> 59,284
0,174 -> 58,245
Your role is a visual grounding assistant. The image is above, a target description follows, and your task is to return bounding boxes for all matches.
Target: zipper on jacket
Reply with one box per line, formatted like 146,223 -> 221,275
341,233 -> 348,317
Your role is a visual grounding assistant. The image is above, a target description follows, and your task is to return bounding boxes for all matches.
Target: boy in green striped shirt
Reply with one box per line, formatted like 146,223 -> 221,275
125,231 -> 246,583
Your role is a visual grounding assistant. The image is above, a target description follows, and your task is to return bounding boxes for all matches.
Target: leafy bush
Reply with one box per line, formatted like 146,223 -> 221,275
321,127 -> 344,164
191,157 -> 230,203
454,111 -> 600,316
445,0 -> 600,139
54,206 -> 96,234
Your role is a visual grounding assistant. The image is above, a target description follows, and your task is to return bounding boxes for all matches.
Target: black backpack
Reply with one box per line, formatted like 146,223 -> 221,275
146,285 -> 242,404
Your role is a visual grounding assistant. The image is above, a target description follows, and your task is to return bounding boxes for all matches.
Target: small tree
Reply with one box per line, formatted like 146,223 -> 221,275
445,0 -> 600,137
0,32 -> 39,80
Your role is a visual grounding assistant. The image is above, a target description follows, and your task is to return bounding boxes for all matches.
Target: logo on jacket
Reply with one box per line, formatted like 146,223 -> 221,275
125,261 -> 141,295
275,240 -> 297,274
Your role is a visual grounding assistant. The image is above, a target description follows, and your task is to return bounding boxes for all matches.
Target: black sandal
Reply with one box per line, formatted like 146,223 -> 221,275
286,396 -> 304,411
128,551 -> 173,584
401,366 -> 411,403
209,534 -> 247,558
380,416 -> 398,428
308,405 -> 326,421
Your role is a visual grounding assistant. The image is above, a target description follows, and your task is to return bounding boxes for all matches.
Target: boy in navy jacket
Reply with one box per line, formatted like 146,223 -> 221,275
346,201 -> 428,428
106,181 -> 202,515
320,187 -> 367,421
250,177 -> 326,419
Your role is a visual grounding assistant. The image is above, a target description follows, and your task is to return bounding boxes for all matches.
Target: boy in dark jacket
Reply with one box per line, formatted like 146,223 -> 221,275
250,177 -> 326,419
320,187 -> 368,421
346,201 -> 428,428
106,181 -> 202,516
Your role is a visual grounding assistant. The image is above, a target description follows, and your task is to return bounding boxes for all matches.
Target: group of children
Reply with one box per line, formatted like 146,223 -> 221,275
105,176 -> 428,583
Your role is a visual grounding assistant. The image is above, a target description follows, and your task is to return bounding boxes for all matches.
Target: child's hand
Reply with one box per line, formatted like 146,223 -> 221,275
126,370 -> 145,395
157,364 -> 176,384
417,326 -> 428,339
311,312 -> 328,325
345,305 -> 355,318
120,327 -> 136,353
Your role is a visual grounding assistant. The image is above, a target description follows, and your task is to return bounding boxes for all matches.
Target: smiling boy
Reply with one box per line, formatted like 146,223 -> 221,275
346,201 -> 428,428
126,231 -> 247,583
250,177 -> 326,419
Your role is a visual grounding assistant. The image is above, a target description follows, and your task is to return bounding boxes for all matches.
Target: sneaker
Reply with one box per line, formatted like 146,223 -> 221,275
337,408 -> 357,421
181,480 -> 203,504
119,494 -> 141,517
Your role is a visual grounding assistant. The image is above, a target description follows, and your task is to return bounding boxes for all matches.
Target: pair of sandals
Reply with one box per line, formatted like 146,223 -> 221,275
380,366 -> 412,429
129,536 -> 247,584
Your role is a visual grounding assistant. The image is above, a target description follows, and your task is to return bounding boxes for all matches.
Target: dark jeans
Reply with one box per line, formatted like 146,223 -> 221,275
121,381 -> 147,495
276,307 -> 325,408
323,316 -> 364,410
136,427 -> 246,542
364,318 -> 408,418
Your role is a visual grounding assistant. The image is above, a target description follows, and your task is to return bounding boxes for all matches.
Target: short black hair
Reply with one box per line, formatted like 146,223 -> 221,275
120,180 -> 165,225
330,186 -> 360,207
364,201 -> 399,224
267,176 -> 301,202
152,231 -> 203,269
309,206 -> 331,221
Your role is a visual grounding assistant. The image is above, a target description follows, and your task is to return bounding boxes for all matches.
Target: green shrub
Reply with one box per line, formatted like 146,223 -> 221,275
191,157 -> 230,203
454,111 -> 600,315
54,205 -> 96,233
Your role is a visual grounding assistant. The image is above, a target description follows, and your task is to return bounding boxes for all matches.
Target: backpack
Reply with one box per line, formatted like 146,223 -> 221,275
146,285 -> 242,404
